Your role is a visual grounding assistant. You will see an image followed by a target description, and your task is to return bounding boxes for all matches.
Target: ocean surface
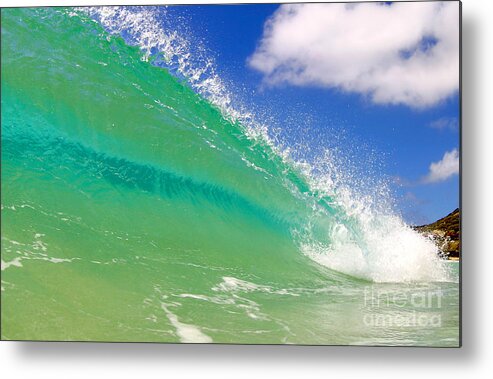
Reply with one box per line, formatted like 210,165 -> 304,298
1,7 -> 459,346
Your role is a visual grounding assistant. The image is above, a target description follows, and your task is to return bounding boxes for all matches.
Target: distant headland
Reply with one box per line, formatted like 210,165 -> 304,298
413,209 -> 460,260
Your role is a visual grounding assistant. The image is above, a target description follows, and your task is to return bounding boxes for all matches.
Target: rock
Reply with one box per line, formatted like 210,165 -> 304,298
432,229 -> 446,238
412,209 -> 460,260
448,240 -> 460,253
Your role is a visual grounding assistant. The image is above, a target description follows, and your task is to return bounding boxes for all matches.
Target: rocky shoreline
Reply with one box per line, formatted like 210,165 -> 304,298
412,208 -> 460,260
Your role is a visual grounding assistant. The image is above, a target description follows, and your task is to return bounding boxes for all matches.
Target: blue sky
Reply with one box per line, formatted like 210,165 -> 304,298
167,2 -> 460,225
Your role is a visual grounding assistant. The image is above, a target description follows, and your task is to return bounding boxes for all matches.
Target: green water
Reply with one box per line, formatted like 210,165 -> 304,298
1,7 -> 459,346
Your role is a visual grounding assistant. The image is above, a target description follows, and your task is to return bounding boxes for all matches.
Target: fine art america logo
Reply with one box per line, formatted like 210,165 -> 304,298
363,287 -> 443,328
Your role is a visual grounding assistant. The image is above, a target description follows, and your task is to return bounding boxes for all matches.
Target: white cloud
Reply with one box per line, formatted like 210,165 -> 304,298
248,2 -> 459,108
429,117 -> 458,131
423,148 -> 459,183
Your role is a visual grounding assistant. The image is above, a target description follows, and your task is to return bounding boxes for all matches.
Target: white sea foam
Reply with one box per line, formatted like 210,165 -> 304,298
208,277 -> 298,320
176,293 -> 235,305
212,276 -> 297,296
1,258 -> 23,271
177,290 -> 267,320
46,257 -> 73,264
302,218 -> 450,283
160,303 -> 212,343
3,234 -> 76,268
297,158 -> 452,283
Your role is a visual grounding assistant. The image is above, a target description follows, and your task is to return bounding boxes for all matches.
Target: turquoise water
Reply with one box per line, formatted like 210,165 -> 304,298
1,7 -> 459,346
